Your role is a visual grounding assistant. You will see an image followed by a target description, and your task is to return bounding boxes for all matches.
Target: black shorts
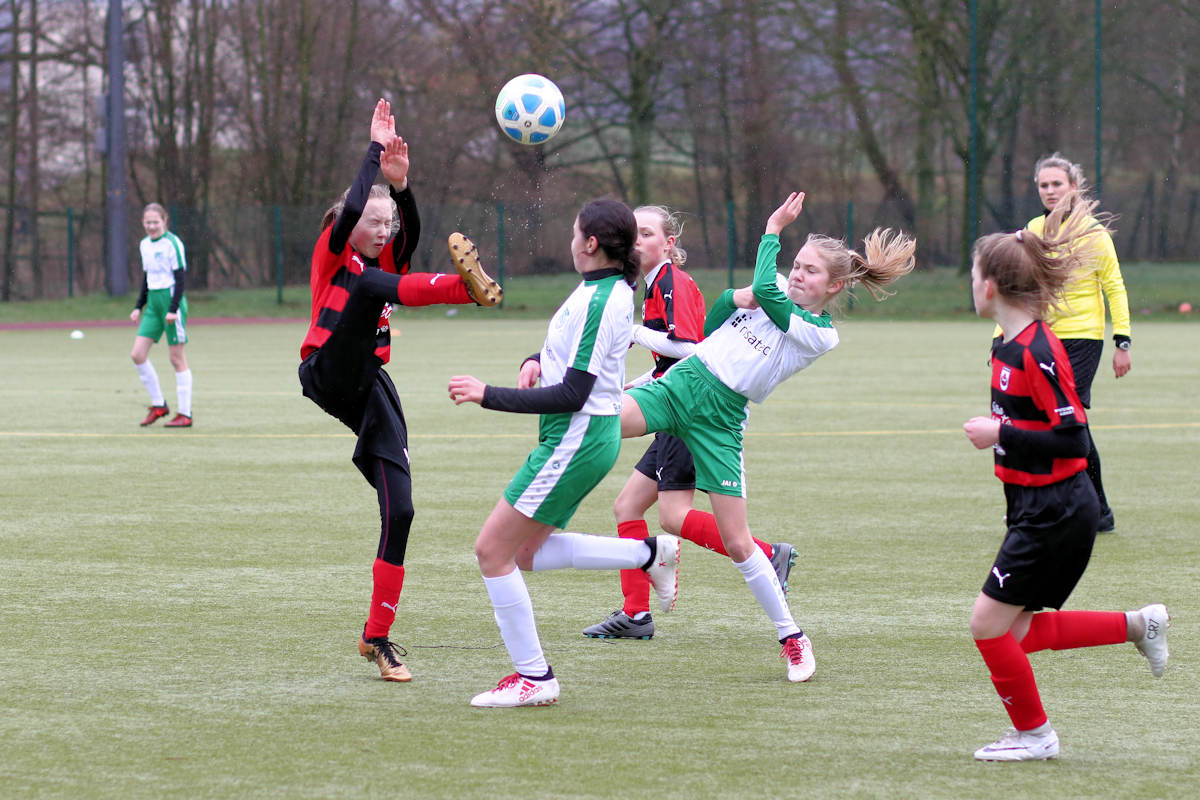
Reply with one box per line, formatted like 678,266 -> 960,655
300,351 -> 410,485
1060,338 -> 1103,408
982,472 -> 1100,610
633,432 -> 697,492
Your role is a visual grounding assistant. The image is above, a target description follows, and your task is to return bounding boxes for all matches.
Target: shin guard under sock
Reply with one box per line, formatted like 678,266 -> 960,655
618,520 -> 652,616
1019,610 -> 1127,653
975,633 -> 1047,730
363,559 -> 405,639
680,510 -> 773,559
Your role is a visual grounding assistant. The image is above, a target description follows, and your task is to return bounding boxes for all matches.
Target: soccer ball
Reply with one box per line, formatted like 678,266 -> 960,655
494,74 -> 565,146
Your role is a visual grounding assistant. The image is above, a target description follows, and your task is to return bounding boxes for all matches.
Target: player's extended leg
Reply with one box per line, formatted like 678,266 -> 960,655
970,594 -> 1059,761
357,456 -> 415,683
1018,605 -> 1170,676
709,492 -> 812,682
470,500 -> 560,708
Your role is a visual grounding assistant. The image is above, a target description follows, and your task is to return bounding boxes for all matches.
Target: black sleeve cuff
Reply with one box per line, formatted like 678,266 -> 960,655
1113,334 -> 1131,347
998,424 -> 1090,460
481,367 -> 596,414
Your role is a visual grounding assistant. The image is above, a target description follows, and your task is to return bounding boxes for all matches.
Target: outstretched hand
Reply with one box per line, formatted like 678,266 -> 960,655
448,374 -> 486,406
370,98 -> 396,147
765,192 -> 806,236
380,136 -> 409,190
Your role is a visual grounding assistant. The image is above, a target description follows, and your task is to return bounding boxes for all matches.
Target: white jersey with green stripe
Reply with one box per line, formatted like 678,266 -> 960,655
540,272 -> 634,416
696,235 -> 839,404
139,231 -> 187,290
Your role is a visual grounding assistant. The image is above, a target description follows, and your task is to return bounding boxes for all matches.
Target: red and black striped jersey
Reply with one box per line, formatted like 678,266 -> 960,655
989,321 -> 1088,486
300,227 -> 408,363
299,143 -> 419,364
642,261 -> 706,377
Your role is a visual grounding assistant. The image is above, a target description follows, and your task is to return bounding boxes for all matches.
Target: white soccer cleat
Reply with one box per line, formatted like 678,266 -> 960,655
781,634 -> 816,682
974,727 -> 1060,761
1135,603 -> 1170,678
470,673 -> 560,708
644,535 -> 680,612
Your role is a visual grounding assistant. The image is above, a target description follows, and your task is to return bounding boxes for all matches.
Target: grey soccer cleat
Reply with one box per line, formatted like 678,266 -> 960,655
583,611 -> 654,640
770,543 -> 796,594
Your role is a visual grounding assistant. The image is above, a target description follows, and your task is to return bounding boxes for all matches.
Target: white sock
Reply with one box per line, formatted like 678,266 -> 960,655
529,532 -> 651,571
136,361 -> 165,406
175,369 -> 193,416
483,568 -> 548,677
734,548 -> 800,640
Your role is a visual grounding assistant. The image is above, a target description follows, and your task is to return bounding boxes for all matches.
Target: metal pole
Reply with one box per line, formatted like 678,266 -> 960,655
726,199 -> 736,289
105,0 -> 127,296
274,205 -> 283,304
967,0 -> 980,249
67,207 -> 75,297
1094,0 -> 1103,199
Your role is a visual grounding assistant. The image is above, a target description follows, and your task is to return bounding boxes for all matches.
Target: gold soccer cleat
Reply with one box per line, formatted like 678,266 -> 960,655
448,232 -> 503,307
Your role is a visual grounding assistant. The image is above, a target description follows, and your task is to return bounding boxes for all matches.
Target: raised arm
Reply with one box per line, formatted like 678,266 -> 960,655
753,192 -> 806,330
328,99 -> 395,255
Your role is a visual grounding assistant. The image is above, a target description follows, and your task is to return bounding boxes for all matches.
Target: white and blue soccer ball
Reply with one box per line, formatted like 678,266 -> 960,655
494,74 -> 565,146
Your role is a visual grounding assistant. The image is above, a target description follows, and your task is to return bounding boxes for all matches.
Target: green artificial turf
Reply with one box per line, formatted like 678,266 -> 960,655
1,318 -> 1197,799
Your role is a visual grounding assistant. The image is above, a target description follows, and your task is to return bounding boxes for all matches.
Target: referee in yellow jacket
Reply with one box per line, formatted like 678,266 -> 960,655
1030,153 -> 1131,532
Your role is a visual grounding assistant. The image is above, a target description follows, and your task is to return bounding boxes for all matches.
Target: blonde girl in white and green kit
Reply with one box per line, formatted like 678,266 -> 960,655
622,191 -> 916,682
129,202 -> 193,427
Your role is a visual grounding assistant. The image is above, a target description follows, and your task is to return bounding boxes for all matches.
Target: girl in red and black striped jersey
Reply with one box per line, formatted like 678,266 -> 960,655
584,206 -> 792,640
298,99 -> 496,683
963,192 -> 1169,762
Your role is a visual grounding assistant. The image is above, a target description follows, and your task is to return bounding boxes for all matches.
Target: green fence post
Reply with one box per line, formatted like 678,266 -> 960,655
67,207 -> 75,298
273,205 -> 283,304
726,200 -> 736,289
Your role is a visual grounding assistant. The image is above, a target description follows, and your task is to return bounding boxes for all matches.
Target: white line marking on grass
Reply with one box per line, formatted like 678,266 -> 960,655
3,422 -> 1197,440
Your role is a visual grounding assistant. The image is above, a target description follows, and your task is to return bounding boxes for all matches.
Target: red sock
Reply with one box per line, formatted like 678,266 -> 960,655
618,520 -> 652,616
363,559 -> 405,639
975,633 -> 1047,730
396,273 -> 472,306
679,510 -> 773,559
1019,610 -> 1127,653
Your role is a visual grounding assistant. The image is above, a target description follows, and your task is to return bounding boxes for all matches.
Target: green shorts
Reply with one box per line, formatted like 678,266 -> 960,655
626,357 -> 750,497
504,412 -> 621,528
137,289 -> 188,345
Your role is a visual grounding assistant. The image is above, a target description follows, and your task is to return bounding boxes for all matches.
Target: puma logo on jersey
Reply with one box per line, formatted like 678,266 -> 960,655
1038,360 -> 1056,377
991,567 -> 1011,588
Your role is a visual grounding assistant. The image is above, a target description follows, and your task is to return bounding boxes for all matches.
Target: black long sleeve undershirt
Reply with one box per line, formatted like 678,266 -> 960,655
998,423 -> 1090,460
135,274 -> 148,310
168,268 -> 185,313
481,367 -> 597,414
